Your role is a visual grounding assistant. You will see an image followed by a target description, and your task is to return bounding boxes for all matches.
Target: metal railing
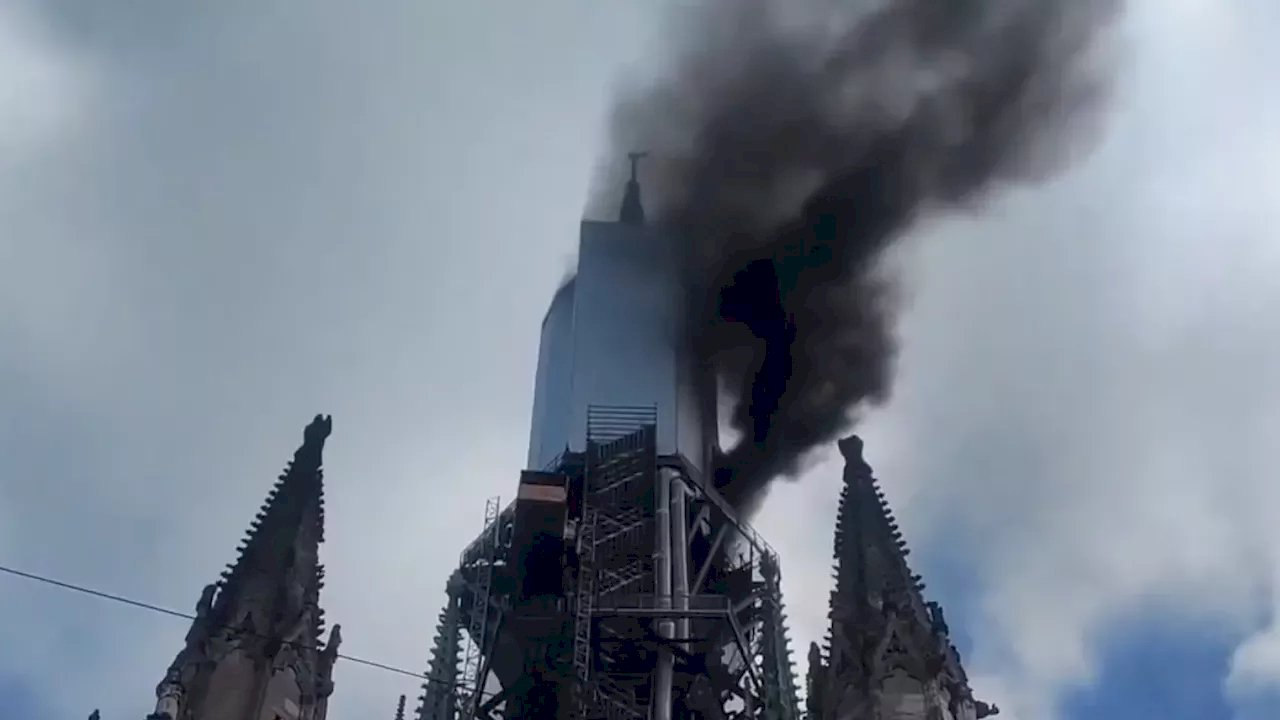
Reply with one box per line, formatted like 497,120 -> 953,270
457,496 -> 500,720
587,405 -> 658,446
460,500 -> 516,563
570,509 -> 599,720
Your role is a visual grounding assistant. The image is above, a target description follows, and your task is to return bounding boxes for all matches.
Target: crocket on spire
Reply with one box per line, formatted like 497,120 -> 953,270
147,415 -> 340,720
807,435 -> 998,720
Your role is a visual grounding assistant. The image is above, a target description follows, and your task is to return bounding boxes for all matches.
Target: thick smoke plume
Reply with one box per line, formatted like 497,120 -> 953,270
595,0 -> 1120,513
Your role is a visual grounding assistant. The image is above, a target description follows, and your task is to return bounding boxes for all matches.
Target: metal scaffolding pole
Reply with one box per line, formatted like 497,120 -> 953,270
431,406 -> 804,720
653,467 -> 676,720
670,475 -> 690,652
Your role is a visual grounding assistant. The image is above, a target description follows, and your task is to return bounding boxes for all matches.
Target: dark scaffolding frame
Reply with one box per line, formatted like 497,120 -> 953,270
417,406 -> 801,720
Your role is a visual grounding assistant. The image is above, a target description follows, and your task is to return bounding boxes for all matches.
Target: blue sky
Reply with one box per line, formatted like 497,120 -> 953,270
1,1 -> 1278,719
1061,620 -> 1237,719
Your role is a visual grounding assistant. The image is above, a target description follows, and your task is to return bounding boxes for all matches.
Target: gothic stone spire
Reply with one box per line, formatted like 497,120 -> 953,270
758,551 -> 802,720
808,435 -> 998,720
416,571 -> 466,720
148,415 -> 340,720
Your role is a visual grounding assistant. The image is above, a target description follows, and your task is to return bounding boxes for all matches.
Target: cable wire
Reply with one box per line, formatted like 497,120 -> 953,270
0,562 -> 482,693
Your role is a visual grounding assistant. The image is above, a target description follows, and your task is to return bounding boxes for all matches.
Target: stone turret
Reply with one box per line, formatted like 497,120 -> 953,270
147,415 -> 340,720
806,436 -> 997,720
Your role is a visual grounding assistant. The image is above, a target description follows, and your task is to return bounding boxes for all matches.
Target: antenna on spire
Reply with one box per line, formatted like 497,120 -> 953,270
628,151 -> 647,181
619,150 -> 648,225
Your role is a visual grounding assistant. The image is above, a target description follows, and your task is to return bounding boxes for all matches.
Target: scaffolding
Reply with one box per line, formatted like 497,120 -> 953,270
418,407 -> 801,720
579,414 -> 658,720
459,496 -> 502,719
570,508 -> 598,720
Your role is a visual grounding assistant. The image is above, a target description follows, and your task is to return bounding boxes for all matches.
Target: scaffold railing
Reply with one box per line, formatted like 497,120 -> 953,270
587,405 -> 658,446
459,499 -> 515,564
571,508 -> 599,720
457,496 -> 500,720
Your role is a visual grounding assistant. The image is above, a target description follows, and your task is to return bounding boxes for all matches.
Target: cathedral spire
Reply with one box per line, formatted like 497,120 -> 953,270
808,435 -> 997,720
759,551 -> 802,720
416,571 -> 466,720
217,414 -> 330,605
831,435 -> 928,628
147,415 -> 339,720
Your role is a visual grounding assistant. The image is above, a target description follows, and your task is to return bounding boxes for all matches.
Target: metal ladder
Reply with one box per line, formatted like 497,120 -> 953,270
571,508 -> 599,720
458,496 -> 501,719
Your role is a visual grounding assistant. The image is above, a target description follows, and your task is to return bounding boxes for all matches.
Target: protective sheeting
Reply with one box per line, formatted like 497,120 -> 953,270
526,221 -> 712,473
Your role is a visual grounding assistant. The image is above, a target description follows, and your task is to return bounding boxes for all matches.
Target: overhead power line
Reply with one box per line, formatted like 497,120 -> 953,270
0,562 -> 473,691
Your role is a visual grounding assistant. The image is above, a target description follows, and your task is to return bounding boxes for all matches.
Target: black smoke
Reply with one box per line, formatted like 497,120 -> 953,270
595,0 -> 1120,513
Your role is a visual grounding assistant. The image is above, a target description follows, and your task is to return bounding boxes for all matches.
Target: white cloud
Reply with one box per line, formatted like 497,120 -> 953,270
1,1 -> 1276,719
1228,616 -> 1280,701
0,3 -> 91,158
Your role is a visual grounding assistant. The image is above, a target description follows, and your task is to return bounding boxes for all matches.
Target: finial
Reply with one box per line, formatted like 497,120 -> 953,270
619,150 -> 648,225
394,694 -> 407,720
294,414 -> 333,465
837,435 -> 864,462
304,414 -> 333,446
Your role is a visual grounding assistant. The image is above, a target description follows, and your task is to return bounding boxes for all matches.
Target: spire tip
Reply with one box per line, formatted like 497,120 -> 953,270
837,435 -> 864,462
620,151 -> 648,225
